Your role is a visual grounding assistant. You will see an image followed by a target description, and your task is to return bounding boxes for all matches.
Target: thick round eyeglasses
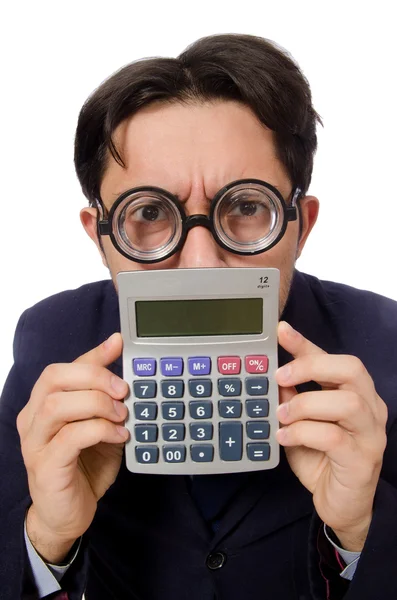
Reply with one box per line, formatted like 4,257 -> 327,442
96,179 -> 301,264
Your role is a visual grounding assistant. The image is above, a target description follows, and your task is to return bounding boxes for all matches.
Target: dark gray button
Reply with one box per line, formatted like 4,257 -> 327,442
189,401 -> 213,419
191,444 -> 214,462
245,399 -> 269,418
134,402 -> 157,420
135,446 -> 159,464
133,380 -> 157,399
135,424 -> 158,442
161,379 -> 184,398
163,445 -> 186,463
247,443 -> 270,461
188,379 -> 212,397
218,378 -> 242,396
190,422 -> 213,440
219,422 -> 243,461
206,552 -> 226,570
218,400 -> 242,418
246,421 -> 270,439
245,377 -> 269,395
161,401 -> 185,420
162,423 -> 185,442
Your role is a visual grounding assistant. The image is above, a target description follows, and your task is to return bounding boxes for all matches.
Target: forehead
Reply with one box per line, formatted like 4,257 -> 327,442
100,100 -> 291,207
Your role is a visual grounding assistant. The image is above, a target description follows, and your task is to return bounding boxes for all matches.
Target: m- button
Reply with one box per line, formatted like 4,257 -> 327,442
206,551 -> 227,570
218,356 -> 241,375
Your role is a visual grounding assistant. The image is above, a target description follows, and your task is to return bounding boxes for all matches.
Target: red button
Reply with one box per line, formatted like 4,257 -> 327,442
218,356 -> 241,374
245,355 -> 268,373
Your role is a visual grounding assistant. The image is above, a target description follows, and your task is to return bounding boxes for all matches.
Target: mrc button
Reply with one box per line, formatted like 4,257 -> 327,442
133,358 -> 156,376
218,356 -> 241,374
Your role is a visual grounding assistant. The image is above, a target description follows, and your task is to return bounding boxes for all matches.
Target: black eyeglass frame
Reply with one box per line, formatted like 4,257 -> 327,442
95,178 -> 301,264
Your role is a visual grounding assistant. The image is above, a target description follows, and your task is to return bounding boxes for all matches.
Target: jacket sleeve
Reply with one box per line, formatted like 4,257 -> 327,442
0,311 -> 89,600
308,419 -> 397,600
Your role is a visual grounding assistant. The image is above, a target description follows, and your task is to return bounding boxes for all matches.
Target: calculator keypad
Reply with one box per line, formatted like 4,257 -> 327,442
131,354 -> 273,469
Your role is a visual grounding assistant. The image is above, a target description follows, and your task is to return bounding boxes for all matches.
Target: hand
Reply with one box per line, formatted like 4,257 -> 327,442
275,321 -> 388,551
17,333 -> 129,561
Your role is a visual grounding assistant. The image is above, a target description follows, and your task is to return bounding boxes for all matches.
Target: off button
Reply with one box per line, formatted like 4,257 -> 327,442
218,356 -> 241,374
206,551 -> 227,570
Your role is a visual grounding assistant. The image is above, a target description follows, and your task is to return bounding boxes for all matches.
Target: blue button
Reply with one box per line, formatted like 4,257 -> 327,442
188,357 -> 211,375
160,357 -> 183,377
133,358 -> 156,376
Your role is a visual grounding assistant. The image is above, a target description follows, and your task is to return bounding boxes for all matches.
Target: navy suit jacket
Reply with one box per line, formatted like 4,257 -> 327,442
1,270 -> 397,600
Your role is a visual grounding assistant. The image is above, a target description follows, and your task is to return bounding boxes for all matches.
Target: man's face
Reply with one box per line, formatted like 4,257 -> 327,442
81,100 -> 318,314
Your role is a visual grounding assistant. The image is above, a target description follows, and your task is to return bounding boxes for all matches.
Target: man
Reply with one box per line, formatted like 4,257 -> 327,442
1,33 -> 396,600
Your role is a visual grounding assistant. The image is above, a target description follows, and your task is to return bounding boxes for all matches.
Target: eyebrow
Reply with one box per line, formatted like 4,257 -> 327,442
109,181 -> 287,203
111,188 -> 183,202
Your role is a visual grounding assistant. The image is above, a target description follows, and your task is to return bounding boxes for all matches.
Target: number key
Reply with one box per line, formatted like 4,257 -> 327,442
190,422 -> 213,440
134,402 -> 157,420
188,379 -> 212,397
189,401 -> 213,419
135,424 -> 158,442
162,423 -> 185,441
135,446 -> 159,464
161,379 -> 184,398
163,445 -> 186,463
133,380 -> 157,398
161,402 -> 185,420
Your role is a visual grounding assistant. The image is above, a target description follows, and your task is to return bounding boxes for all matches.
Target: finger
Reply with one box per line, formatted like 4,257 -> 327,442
19,361 -> 128,438
278,321 -> 327,358
29,362 -> 128,405
276,390 -> 376,435
276,420 -> 354,466
278,384 -> 296,408
74,332 -> 123,367
24,390 -> 128,449
45,418 -> 130,467
276,353 -> 376,402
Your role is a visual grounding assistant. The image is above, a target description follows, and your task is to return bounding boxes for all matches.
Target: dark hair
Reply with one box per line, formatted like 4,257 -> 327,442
74,33 -> 322,206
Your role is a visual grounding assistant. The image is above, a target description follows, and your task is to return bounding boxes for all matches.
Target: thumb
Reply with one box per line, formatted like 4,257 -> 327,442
74,332 -> 123,367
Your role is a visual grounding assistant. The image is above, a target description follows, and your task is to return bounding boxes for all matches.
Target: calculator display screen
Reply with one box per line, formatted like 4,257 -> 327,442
135,298 -> 263,337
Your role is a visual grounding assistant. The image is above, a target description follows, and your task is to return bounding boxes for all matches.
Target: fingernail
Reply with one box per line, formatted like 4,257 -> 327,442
276,402 -> 289,419
111,376 -> 127,394
276,364 -> 291,382
282,322 -> 298,336
277,427 -> 288,442
103,333 -> 117,350
116,425 -> 129,439
113,400 -> 126,417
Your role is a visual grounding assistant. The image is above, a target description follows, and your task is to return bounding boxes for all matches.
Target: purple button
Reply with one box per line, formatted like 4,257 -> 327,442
160,357 -> 183,377
133,358 -> 156,376
188,357 -> 211,375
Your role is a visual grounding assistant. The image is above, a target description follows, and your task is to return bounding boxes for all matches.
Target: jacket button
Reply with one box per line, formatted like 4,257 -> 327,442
206,551 -> 226,570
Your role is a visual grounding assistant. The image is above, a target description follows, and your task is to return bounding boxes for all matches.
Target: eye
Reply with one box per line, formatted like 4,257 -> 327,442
132,204 -> 168,222
228,200 -> 267,217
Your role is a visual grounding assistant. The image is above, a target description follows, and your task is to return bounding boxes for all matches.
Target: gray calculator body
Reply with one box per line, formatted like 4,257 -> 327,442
117,267 -> 280,475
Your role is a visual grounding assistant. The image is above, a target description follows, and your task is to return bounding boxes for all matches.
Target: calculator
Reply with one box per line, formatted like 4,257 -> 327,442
117,267 -> 280,475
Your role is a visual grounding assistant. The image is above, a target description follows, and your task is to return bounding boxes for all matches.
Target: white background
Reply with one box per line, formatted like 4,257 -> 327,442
1,0 -> 396,392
